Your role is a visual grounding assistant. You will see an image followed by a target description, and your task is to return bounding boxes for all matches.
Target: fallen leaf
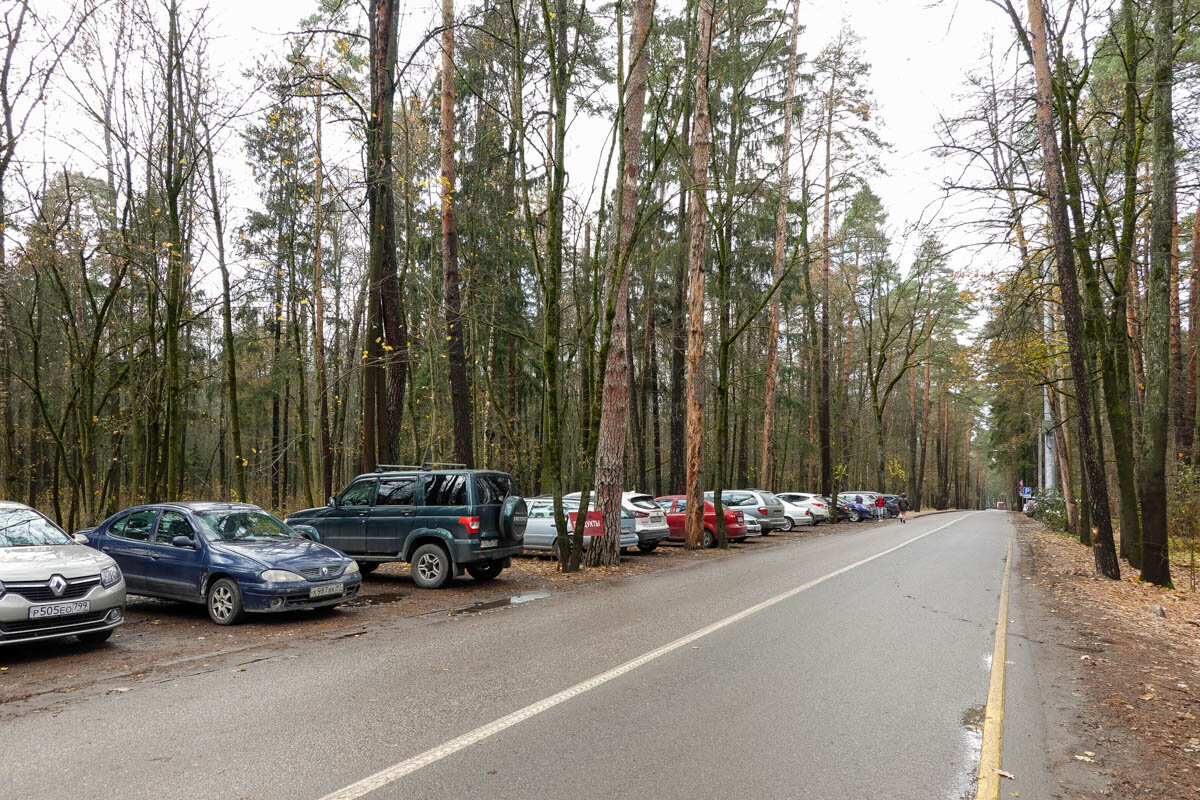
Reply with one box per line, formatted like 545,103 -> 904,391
995,769 -> 1016,780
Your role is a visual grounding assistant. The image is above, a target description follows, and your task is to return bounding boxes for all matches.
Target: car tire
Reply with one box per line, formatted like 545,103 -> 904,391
781,516 -> 795,532
848,509 -> 861,522
78,628 -> 114,645
702,529 -> 715,548
637,542 -> 658,553
207,577 -> 245,625
356,560 -> 381,575
410,543 -> 452,589
467,562 -> 505,581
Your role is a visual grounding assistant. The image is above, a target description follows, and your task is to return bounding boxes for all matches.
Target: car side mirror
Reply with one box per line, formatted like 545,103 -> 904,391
72,533 -> 89,546
328,496 -> 339,508
172,535 -> 196,548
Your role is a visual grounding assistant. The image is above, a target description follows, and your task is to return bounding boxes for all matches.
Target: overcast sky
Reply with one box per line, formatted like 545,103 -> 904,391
36,0 -> 1015,282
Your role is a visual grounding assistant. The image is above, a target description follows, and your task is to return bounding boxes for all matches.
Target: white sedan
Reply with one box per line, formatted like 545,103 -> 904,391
776,493 -> 831,525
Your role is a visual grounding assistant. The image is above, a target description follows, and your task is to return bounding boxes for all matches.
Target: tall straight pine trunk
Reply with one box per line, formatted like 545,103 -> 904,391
1026,0 -> 1120,578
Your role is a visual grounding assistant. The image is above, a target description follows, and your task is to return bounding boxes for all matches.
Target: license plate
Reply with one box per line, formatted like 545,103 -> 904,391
29,600 -> 90,619
309,582 -> 343,599
480,539 -> 498,549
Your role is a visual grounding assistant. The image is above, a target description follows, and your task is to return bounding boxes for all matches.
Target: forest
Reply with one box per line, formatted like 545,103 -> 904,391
0,0 -> 1195,581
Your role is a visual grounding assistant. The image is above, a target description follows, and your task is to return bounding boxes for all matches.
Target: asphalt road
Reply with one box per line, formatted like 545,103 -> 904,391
1,510 -> 1056,799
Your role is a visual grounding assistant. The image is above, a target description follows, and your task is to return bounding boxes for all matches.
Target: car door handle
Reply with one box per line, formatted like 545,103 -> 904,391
357,511 -> 368,517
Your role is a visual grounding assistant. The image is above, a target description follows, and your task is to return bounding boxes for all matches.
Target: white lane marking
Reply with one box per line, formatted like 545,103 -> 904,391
320,512 -> 979,800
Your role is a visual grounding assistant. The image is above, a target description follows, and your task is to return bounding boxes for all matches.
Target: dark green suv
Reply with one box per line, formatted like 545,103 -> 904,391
286,466 -> 527,589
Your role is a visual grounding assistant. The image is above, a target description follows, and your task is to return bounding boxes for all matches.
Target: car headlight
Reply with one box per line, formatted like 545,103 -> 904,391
260,569 -> 305,583
343,560 -> 360,575
100,565 -> 122,587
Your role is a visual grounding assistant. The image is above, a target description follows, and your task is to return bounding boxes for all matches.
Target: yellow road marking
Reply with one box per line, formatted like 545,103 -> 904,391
975,533 -> 1015,799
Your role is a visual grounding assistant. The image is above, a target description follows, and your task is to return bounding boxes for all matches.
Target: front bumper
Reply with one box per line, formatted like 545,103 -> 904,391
0,581 -> 126,646
242,576 -> 362,612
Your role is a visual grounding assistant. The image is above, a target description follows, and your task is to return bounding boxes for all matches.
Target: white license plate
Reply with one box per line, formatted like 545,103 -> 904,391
309,582 -> 343,599
480,539 -> 498,549
29,600 -> 90,619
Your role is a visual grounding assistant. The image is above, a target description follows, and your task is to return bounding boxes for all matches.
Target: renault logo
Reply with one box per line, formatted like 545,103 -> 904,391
321,566 -> 329,577
48,575 -> 68,597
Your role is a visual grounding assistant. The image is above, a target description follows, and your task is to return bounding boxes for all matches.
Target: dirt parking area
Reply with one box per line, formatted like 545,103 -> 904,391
0,524 -> 850,713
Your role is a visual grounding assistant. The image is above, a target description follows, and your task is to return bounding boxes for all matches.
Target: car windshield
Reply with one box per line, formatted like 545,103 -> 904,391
0,508 -> 72,547
195,510 -> 296,543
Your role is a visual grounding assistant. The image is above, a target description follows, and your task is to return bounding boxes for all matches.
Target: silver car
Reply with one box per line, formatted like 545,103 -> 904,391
776,492 -> 831,525
563,491 -> 671,552
705,489 -> 788,534
1,502 -> 126,646
522,497 -> 638,557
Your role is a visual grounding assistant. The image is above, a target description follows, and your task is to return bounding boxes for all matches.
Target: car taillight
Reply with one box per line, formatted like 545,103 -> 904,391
458,516 -> 481,535
758,507 -> 767,516
632,510 -> 648,518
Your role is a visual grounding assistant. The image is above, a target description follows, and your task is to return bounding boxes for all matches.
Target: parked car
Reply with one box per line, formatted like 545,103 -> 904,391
744,516 -> 762,536
704,489 -> 788,534
845,492 -> 886,519
79,503 -> 360,625
776,492 -> 831,524
521,496 -> 638,556
654,495 -> 750,547
836,495 -> 874,523
1023,498 -> 1038,517
1,502 -> 125,646
287,466 -> 527,588
821,495 -> 852,522
562,492 -> 670,553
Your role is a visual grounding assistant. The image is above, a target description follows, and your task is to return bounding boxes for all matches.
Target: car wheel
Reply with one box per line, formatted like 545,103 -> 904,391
702,529 -> 715,548
781,516 -> 795,532
207,577 -> 245,625
467,562 -> 504,581
411,543 -> 452,589
78,628 -> 114,645
848,509 -> 861,523
356,560 -> 381,575
637,542 -> 658,553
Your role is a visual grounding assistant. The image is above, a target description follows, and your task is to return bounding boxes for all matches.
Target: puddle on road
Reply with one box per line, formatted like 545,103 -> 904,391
346,590 -> 407,607
949,705 -> 986,800
449,591 -> 552,615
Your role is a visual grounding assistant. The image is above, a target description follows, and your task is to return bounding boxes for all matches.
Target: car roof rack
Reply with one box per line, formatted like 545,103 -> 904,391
421,461 -> 467,470
375,464 -> 423,472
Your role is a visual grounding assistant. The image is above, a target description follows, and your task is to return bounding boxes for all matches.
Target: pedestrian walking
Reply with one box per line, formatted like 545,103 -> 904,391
898,493 -> 909,524
875,494 -> 885,521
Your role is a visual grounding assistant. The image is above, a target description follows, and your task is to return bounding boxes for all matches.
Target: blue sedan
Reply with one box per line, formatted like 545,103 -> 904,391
78,502 -> 361,625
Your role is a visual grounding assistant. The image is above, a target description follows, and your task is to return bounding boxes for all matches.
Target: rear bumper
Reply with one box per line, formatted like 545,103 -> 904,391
634,527 -> 670,546
452,541 -> 523,565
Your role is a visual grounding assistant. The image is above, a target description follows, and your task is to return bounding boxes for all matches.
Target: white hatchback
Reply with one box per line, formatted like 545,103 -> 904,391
0,502 -> 126,647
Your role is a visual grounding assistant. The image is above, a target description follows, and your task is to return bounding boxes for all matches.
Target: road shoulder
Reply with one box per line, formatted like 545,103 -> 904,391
1013,515 -> 1200,799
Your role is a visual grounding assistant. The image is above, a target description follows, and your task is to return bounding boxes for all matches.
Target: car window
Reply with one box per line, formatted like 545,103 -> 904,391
475,474 -> 514,505
340,480 -> 376,507
156,511 -> 195,544
529,502 -> 553,518
628,495 -> 659,511
656,498 -> 675,512
423,473 -> 468,506
110,509 -> 157,542
377,477 -> 417,506
0,507 -> 71,547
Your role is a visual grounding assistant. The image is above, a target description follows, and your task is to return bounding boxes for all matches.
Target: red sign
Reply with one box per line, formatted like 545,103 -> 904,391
567,511 -> 603,535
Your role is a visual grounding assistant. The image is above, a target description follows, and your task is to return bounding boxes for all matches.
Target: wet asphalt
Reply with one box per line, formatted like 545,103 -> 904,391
1,510 -> 1058,799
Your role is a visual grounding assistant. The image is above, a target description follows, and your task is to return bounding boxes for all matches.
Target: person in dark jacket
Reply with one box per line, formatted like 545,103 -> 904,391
898,493 -> 909,524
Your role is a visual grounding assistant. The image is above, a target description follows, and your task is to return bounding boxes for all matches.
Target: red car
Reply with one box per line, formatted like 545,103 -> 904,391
655,496 -> 749,547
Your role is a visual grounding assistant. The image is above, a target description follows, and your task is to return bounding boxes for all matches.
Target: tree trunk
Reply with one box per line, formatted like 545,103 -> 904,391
312,93 -> 332,502
760,0 -> 801,492
592,0 -> 654,564
441,0 -> 473,467
818,74 -> 835,500
1026,0 -> 1119,578
683,0 -> 714,549
1139,0 -> 1174,587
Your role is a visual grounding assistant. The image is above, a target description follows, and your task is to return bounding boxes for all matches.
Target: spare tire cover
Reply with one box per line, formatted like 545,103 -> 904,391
500,496 -> 528,539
